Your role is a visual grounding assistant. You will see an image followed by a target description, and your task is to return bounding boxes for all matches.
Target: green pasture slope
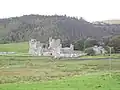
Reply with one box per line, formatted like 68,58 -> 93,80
0,42 -> 28,53
0,56 -> 120,90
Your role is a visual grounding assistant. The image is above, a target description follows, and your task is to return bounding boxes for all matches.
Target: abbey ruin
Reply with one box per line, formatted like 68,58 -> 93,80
29,37 -> 84,58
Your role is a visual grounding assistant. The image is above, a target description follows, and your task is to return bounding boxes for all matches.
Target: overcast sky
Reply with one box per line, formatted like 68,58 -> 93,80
0,0 -> 119,22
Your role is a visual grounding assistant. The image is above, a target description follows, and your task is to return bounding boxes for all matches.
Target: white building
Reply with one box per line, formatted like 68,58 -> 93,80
92,45 -> 106,55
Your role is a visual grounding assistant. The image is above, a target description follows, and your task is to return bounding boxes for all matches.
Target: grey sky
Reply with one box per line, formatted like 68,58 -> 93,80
0,0 -> 120,22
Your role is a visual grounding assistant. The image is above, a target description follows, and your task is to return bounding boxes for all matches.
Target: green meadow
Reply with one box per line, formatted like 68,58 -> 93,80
0,42 -> 120,90
0,42 -> 28,53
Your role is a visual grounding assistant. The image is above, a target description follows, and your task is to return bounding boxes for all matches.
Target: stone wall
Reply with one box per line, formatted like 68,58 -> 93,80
28,38 -> 83,58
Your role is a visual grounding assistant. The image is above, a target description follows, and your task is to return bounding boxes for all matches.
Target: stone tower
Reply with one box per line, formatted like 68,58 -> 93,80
48,37 -> 61,49
29,39 -> 37,55
70,44 -> 74,51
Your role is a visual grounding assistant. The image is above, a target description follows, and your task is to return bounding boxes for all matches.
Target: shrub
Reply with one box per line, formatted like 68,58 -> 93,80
104,46 -> 115,54
85,47 -> 95,56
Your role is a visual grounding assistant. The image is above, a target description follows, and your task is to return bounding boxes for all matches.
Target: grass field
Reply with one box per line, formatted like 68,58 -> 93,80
0,56 -> 120,90
0,42 -> 28,53
80,54 -> 120,59
0,42 -> 120,90
0,73 -> 120,90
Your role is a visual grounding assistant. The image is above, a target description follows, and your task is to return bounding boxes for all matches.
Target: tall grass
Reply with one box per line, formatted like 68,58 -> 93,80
0,56 -> 120,84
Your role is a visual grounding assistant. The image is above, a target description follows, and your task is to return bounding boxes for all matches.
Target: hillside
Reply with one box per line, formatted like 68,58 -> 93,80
0,15 -> 120,43
103,20 -> 120,24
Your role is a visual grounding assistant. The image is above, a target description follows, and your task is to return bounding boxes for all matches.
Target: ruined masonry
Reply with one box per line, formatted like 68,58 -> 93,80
29,37 -> 84,58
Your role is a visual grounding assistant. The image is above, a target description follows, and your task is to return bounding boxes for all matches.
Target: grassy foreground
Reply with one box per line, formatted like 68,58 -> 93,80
0,73 -> 120,90
0,56 -> 120,90
0,42 -> 120,90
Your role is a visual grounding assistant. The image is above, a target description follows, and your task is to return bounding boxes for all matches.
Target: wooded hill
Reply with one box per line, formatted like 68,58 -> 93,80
0,14 -> 120,43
